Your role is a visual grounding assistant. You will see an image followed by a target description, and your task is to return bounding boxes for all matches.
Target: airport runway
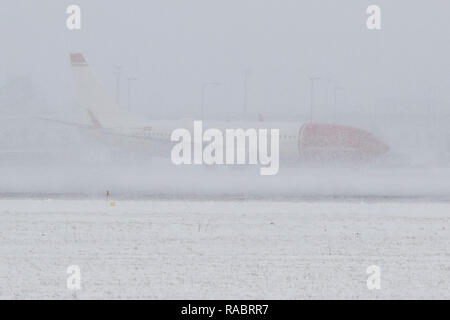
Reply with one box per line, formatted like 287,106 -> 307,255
0,198 -> 448,299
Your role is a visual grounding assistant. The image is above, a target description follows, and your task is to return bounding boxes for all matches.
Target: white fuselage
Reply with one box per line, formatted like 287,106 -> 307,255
87,119 -> 303,161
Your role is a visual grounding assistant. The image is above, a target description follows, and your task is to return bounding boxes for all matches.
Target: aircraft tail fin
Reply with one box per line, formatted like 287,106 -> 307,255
87,110 -> 103,129
70,53 -> 120,126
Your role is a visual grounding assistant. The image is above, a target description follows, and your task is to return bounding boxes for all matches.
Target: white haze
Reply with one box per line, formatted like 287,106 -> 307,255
1,0 -> 450,197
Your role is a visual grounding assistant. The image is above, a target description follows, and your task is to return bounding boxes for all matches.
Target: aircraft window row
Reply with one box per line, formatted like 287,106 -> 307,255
147,133 -> 295,139
148,132 -> 169,138
129,131 -> 169,138
132,131 -> 296,140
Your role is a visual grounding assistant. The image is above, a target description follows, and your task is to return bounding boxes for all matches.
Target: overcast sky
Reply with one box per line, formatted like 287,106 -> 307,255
1,0 -> 450,119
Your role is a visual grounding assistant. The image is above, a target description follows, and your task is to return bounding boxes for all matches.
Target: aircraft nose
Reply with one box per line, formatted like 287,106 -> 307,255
363,134 -> 389,157
299,123 -> 389,161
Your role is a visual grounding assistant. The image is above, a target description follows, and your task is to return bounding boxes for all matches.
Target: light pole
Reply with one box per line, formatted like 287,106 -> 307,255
242,69 -> 251,121
127,77 -> 137,112
310,77 -> 320,122
113,66 -> 122,105
428,86 -> 439,130
201,82 -> 221,120
334,86 -> 344,123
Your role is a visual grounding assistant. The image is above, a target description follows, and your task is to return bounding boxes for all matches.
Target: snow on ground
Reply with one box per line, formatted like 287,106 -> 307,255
0,198 -> 449,299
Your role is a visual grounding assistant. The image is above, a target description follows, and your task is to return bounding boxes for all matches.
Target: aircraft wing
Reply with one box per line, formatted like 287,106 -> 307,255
34,117 -> 93,129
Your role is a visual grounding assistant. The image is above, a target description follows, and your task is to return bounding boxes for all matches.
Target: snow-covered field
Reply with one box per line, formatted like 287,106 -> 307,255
0,198 -> 448,299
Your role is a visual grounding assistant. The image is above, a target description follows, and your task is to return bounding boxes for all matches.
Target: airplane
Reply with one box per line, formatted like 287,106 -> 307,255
40,53 -> 389,163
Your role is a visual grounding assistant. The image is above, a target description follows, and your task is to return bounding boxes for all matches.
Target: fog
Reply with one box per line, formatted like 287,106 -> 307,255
2,0 -> 450,197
